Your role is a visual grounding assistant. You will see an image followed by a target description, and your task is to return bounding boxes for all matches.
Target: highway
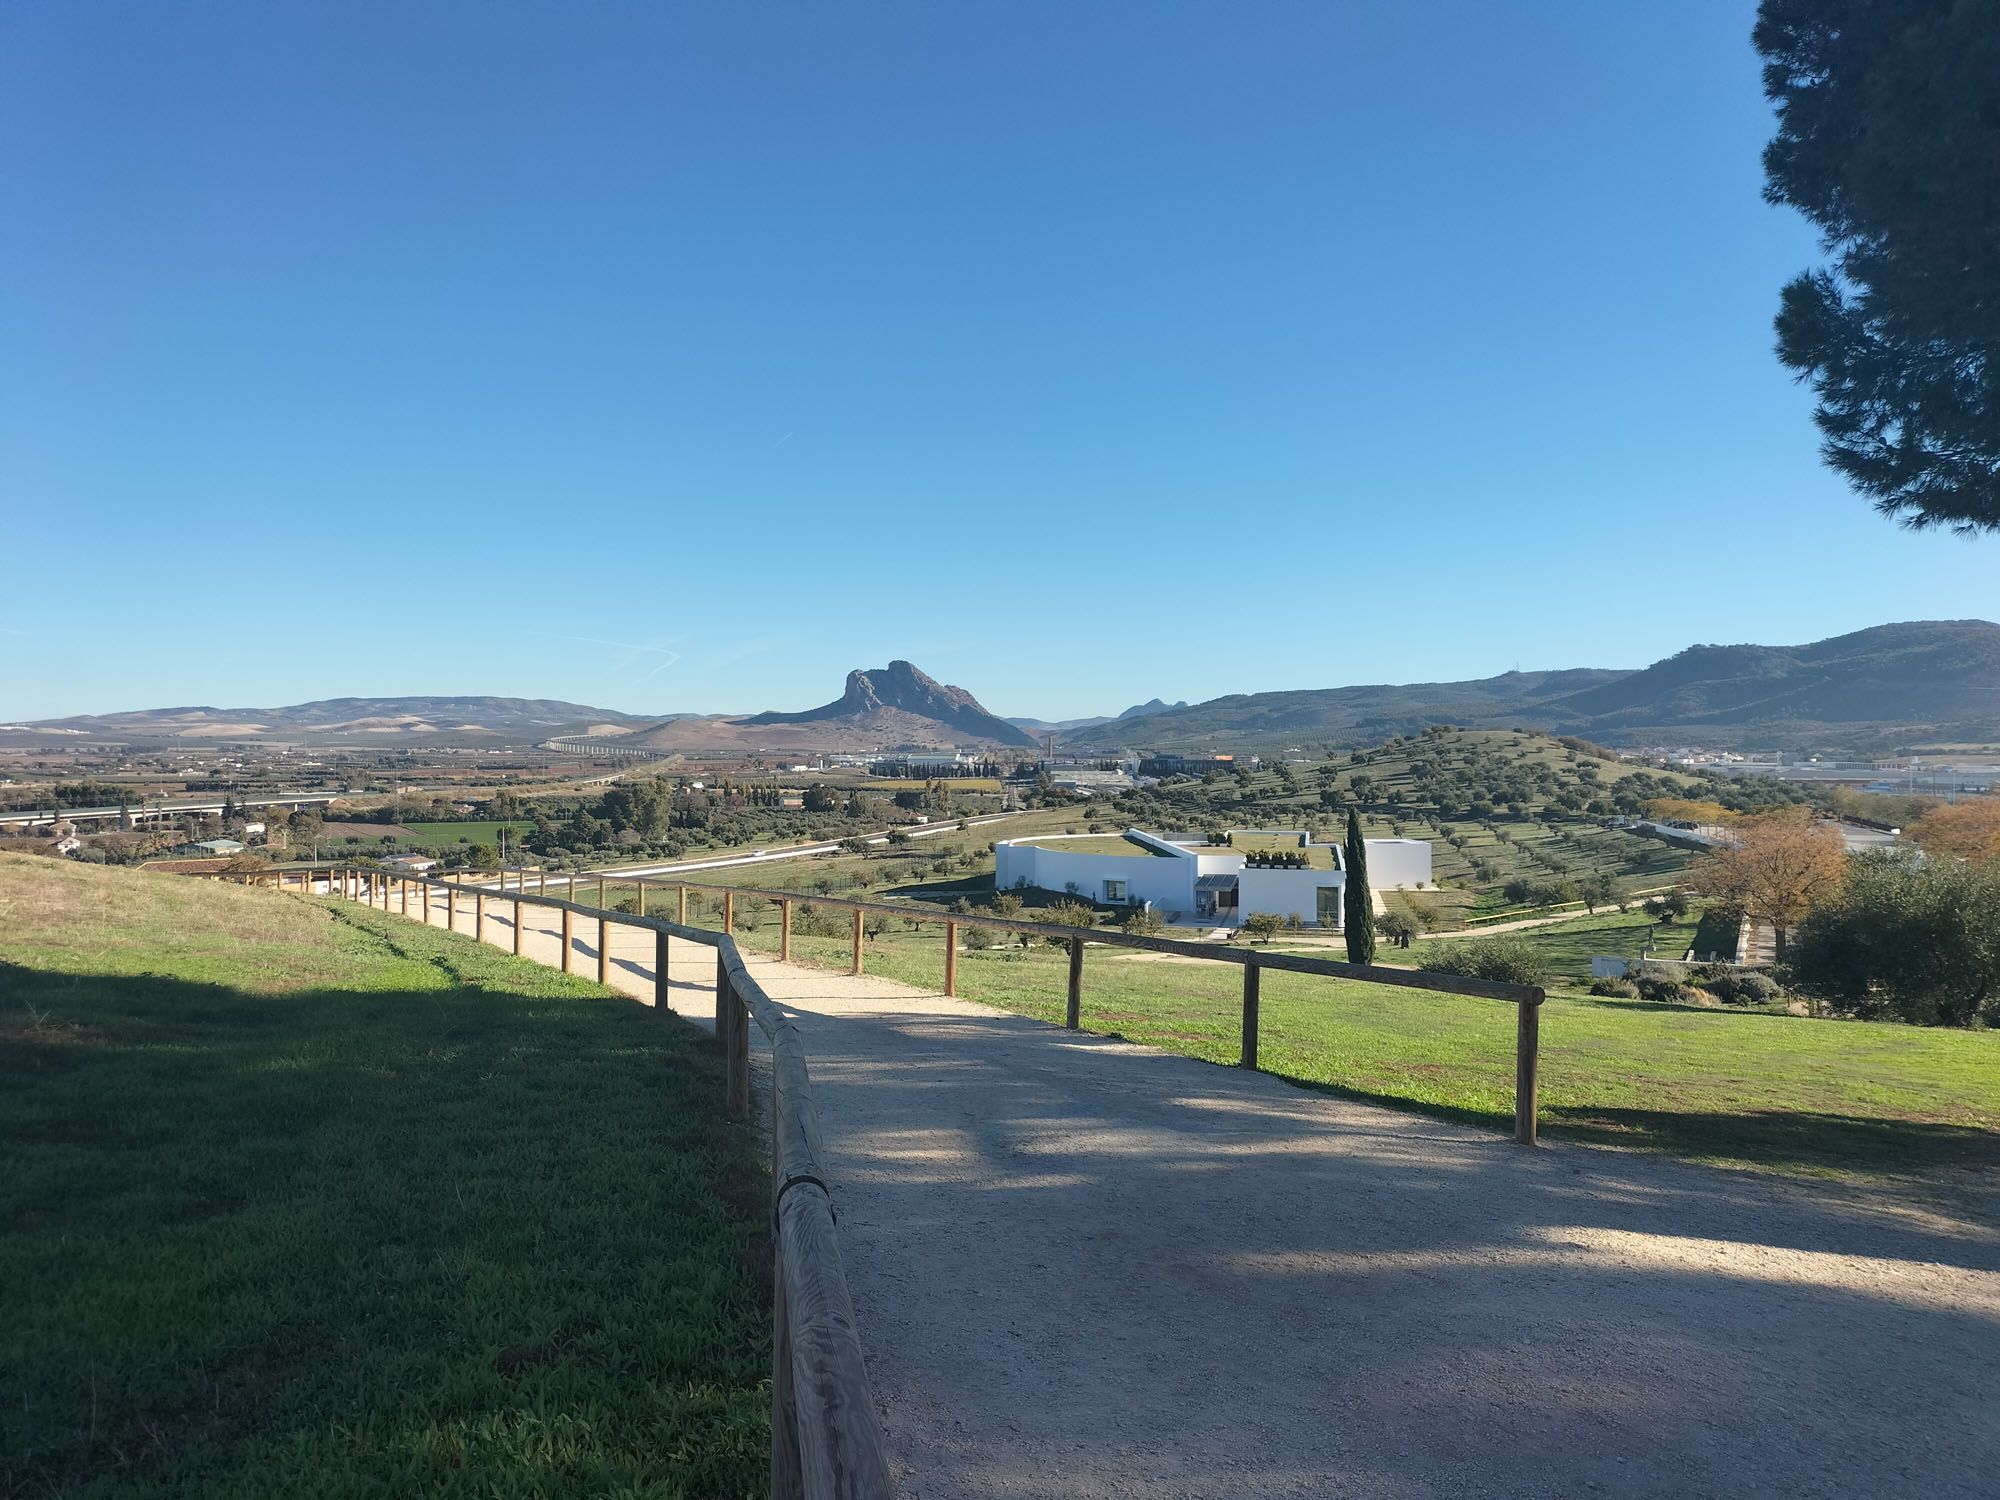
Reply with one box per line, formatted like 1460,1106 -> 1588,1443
0,791 -> 342,829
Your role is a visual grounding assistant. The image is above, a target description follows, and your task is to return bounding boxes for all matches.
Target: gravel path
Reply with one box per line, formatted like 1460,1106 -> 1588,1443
402,886 -> 2000,1498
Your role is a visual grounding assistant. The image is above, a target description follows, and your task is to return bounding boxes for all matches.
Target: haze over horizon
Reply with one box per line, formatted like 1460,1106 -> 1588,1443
3,3 -> 1993,722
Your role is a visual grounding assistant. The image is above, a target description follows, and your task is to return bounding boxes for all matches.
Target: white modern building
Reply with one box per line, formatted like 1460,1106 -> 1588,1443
993,828 -> 1432,928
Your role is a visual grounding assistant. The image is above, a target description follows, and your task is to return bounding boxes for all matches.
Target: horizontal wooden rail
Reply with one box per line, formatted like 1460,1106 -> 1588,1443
204,865 -> 894,1500
659,877 -> 1544,1004
653,877 -> 1544,1145
207,862 -> 1547,1144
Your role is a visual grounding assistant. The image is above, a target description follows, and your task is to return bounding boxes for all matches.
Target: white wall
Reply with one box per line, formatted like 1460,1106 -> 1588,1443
994,838 -> 1195,912
1361,838 -> 1432,889
1236,866 -> 1346,926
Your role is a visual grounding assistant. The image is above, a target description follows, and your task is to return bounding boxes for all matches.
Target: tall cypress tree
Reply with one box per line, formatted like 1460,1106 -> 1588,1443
1343,806 -> 1375,965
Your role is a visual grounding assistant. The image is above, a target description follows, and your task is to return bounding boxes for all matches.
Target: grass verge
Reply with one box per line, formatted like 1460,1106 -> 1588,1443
718,901 -> 2000,1190
0,853 -> 768,1499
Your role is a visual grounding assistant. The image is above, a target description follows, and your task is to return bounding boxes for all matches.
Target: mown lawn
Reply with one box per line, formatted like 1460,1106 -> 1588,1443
1402,906 -> 1703,985
720,904 -> 2000,1189
0,854 -> 767,1499
387,818 -> 537,849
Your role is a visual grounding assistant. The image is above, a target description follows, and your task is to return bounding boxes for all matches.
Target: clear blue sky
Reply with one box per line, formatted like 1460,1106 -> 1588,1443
1,2 -> 1991,723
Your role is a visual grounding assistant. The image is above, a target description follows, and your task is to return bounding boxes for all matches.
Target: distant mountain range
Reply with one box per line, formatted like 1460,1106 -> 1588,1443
1007,697 -> 1192,738
15,622 -> 1995,757
1058,621 -> 2000,754
9,696 -> 651,746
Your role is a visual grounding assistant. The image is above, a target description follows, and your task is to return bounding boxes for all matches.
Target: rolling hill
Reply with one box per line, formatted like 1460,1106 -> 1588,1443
1058,621 -> 2000,754
15,696 -> 653,746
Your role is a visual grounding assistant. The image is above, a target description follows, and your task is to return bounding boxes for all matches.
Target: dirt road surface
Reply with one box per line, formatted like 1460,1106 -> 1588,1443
391,883 -> 2000,1499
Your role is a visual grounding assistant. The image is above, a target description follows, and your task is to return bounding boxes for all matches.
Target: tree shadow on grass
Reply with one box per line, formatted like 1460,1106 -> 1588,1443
1219,1052 -> 2000,1187
0,960 -> 769,1499
1540,1102 -> 2000,1180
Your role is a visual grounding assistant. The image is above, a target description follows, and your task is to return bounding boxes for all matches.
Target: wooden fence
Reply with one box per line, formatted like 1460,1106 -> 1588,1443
454,865 -> 1548,1147
212,865 -> 893,1500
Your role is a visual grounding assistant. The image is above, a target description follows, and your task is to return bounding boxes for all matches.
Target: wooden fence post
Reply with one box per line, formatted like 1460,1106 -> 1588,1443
561,907 -> 574,973
598,914 -> 610,984
539,868 -> 547,896
731,980 -> 749,1118
655,930 -> 670,1014
851,908 -> 865,975
475,891 -> 486,944
717,953 -> 749,1120
1066,936 -> 1084,1030
716,950 -> 736,1101
635,879 -> 646,917
771,1253 -> 801,1500
944,921 -> 958,997
780,898 -> 792,962
597,874 -> 606,909
1515,1000 -> 1540,1146
724,890 -> 734,935
678,885 -> 687,924
513,897 -> 524,956
446,884 -> 457,933
1241,962 -> 1261,1070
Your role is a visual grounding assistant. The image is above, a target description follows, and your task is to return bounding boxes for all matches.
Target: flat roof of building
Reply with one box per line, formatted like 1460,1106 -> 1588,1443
1014,833 -> 1172,858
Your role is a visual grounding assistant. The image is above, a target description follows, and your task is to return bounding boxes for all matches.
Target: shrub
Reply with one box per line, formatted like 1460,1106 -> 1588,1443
1643,890 -> 1691,923
1376,911 -> 1417,948
962,924 -> 998,951
1635,974 -> 1701,1004
1039,901 -> 1099,946
1242,912 -> 1285,942
1418,936 -> 1551,987
1700,969 -> 1783,1006
1787,851 -> 2000,1026
1589,976 -> 1639,998
1123,906 -> 1165,936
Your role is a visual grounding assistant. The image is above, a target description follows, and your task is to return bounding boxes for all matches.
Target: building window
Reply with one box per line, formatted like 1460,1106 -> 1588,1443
1103,878 -> 1128,903
1316,887 -> 1342,926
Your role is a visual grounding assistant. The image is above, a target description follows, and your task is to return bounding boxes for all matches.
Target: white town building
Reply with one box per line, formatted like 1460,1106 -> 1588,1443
993,828 -> 1432,928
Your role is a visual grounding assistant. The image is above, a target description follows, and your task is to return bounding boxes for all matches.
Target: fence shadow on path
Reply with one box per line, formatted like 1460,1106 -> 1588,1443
752,982 -> 2000,1500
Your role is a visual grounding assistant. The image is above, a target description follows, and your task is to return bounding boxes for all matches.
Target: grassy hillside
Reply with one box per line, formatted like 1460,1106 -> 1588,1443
0,855 -> 767,1499
708,902 -> 2000,1194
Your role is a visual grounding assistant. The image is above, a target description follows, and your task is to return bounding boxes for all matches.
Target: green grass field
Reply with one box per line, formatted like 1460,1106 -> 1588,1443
704,893 -> 2000,1190
0,854 -> 767,1499
1403,907 -> 1703,985
388,818 -> 536,848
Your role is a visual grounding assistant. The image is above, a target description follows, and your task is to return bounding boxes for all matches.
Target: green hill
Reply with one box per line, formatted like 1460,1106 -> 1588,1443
0,855 -> 767,1497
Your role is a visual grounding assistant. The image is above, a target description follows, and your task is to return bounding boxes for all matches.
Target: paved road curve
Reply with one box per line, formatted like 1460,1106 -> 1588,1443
384,883 -> 2000,1499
